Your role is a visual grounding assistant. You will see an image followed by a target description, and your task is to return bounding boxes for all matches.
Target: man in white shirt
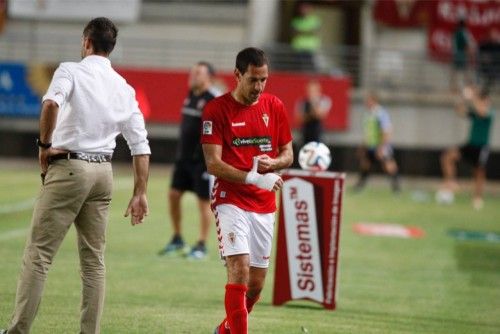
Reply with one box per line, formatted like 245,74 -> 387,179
1,17 -> 150,334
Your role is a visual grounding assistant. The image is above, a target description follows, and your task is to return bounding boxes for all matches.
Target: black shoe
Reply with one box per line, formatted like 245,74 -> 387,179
158,235 -> 188,256
391,175 -> 401,193
187,242 -> 207,260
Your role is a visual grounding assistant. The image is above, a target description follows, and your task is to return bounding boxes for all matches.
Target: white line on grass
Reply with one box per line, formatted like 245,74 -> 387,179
0,178 -> 134,241
0,179 -> 132,215
0,198 -> 36,214
0,228 -> 28,241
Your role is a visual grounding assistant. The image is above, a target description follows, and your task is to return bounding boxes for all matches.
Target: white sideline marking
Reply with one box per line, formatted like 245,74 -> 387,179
0,178 -> 132,216
0,198 -> 36,214
0,228 -> 28,241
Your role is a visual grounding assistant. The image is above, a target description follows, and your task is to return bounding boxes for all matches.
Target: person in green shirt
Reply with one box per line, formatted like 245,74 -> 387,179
290,2 -> 321,72
439,85 -> 494,209
354,91 -> 400,192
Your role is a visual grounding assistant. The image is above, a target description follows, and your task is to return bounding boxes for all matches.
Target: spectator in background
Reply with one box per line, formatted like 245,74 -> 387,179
290,1 -> 321,72
450,19 -> 475,91
295,80 -> 331,145
354,91 -> 400,193
438,85 -> 494,210
477,28 -> 500,90
158,61 -> 220,260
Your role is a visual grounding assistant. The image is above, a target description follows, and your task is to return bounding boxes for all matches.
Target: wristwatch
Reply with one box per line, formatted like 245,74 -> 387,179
36,138 -> 52,149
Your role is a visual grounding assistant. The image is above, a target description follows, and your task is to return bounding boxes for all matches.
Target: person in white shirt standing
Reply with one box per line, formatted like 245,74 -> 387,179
1,17 -> 151,334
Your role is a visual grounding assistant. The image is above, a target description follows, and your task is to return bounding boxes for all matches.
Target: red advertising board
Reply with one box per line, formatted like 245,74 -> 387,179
273,170 -> 345,310
373,0 -> 432,28
117,67 -> 351,131
427,0 -> 500,61
373,0 -> 500,61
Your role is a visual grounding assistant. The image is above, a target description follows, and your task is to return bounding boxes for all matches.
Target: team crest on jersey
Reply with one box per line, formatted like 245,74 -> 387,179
228,232 -> 236,245
262,113 -> 269,127
203,121 -> 213,135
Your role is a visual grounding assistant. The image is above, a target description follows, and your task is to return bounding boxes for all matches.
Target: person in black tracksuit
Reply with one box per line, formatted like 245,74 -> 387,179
159,61 -> 220,259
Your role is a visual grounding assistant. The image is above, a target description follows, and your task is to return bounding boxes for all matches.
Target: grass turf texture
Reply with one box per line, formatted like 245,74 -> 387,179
0,160 -> 499,333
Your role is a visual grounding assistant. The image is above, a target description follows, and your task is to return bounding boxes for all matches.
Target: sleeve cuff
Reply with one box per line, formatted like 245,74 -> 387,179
130,143 -> 151,156
42,93 -> 64,107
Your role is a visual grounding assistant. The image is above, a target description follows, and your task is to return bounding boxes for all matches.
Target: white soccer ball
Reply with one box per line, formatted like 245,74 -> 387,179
298,141 -> 332,171
435,189 -> 455,205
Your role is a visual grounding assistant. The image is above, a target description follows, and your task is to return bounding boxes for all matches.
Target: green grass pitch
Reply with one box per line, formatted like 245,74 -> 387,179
0,160 -> 499,333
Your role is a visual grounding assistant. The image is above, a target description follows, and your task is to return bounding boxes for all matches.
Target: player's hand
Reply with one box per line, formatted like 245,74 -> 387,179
38,147 -> 69,182
255,154 -> 276,172
124,194 -> 149,226
245,156 -> 283,191
271,176 -> 284,192
39,148 -> 50,175
462,86 -> 474,100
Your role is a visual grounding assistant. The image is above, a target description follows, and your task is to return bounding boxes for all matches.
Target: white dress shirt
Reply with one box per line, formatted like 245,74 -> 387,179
42,55 -> 151,156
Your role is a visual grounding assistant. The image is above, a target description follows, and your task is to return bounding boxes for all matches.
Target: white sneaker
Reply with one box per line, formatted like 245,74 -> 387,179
473,198 -> 484,210
435,189 -> 454,204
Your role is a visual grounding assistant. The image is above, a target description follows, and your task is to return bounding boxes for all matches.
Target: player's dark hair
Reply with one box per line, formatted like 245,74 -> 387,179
83,17 -> 118,55
235,47 -> 268,74
198,61 -> 216,77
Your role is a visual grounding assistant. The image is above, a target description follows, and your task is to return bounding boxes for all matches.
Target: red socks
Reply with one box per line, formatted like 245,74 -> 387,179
217,287 -> 261,334
224,284 -> 248,334
245,294 -> 260,314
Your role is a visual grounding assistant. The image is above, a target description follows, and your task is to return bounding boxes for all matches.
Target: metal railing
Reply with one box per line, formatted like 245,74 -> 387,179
1,27 -> 498,95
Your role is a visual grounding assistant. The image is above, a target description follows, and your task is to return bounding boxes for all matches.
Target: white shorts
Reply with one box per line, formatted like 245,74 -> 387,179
214,204 -> 275,268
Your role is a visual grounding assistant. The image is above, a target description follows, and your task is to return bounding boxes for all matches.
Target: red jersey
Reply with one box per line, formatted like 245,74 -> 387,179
201,92 -> 293,213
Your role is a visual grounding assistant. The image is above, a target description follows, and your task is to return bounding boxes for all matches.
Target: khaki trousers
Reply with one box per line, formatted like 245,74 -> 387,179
8,159 -> 113,334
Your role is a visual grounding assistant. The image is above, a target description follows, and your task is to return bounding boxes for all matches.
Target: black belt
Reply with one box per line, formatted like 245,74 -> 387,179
49,152 -> 112,164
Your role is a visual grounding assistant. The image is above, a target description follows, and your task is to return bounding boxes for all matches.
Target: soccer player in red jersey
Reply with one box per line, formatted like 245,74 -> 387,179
201,47 -> 293,334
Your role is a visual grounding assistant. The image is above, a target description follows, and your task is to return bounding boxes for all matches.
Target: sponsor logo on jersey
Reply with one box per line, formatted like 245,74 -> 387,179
231,121 -> 246,127
259,144 -> 272,152
203,121 -> 213,135
262,113 -> 269,127
232,136 -> 271,147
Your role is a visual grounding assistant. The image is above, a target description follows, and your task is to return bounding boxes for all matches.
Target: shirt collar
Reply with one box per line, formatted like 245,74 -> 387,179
82,55 -> 111,66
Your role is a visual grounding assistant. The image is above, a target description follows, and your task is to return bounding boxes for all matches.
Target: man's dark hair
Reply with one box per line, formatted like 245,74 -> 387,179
235,47 -> 268,74
198,61 -> 216,77
83,17 -> 118,55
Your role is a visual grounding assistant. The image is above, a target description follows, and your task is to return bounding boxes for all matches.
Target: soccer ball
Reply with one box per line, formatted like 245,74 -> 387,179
298,141 -> 332,171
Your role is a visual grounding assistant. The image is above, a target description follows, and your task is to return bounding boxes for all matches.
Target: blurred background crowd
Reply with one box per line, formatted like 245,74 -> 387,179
0,0 -> 499,180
